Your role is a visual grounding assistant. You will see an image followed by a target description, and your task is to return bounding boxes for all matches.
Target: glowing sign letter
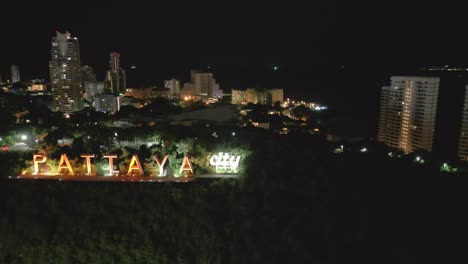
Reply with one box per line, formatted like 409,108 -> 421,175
33,154 -> 47,174
209,152 -> 241,172
57,154 -> 74,174
153,154 -> 169,176
179,156 -> 194,176
81,154 -> 95,175
103,154 -> 118,176
127,154 -> 144,175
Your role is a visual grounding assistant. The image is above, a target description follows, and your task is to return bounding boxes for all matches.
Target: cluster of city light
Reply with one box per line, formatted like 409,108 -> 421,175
331,146 -> 463,173
423,65 -> 468,72
281,98 -> 328,111
333,145 -> 368,154
414,156 -> 425,164
333,145 -> 344,154
440,163 -> 459,173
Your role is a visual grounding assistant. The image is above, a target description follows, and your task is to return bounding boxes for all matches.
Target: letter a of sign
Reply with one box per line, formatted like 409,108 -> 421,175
128,154 -> 144,175
57,154 -> 74,174
33,154 -> 47,174
179,156 -> 194,176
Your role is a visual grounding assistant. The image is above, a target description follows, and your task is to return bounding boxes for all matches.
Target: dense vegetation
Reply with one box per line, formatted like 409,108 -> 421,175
0,132 -> 466,263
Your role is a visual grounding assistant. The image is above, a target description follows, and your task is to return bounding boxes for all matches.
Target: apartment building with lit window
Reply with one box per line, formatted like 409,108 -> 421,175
378,76 -> 440,153
49,31 -> 83,113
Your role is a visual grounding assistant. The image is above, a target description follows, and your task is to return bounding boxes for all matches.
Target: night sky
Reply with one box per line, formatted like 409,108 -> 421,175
0,1 -> 466,118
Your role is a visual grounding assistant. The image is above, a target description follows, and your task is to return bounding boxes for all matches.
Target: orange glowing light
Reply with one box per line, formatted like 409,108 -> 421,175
57,154 -> 74,174
81,154 -> 95,175
179,156 -> 194,176
33,154 -> 47,174
127,154 -> 144,175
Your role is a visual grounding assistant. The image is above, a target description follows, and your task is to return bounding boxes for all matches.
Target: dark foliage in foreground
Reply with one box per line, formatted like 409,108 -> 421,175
0,135 -> 466,263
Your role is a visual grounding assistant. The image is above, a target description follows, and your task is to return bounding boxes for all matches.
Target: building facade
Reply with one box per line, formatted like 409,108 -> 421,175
94,94 -> 120,114
81,65 -> 96,83
11,65 -> 20,83
164,78 -> 180,97
106,52 -> 126,95
85,81 -> 106,101
377,76 -> 439,154
178,70 -> 223,100
194,72 -> 215,97
49,31 -> 83,113
231,88 -> 284,105
458,85 -> 468,160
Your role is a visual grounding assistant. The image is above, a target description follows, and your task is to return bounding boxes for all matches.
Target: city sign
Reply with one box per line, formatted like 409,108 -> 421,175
21,151 -> 241,181
209,152 -> 241,173
32,153 -> 195,176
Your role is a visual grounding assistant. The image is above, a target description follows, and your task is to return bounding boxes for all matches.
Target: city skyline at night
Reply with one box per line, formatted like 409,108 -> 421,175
1,2 -> 468,263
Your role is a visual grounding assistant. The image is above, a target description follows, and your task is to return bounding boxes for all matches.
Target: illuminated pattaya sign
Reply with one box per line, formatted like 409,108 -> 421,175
28,152 -> 241,178
32,153 -> 194,177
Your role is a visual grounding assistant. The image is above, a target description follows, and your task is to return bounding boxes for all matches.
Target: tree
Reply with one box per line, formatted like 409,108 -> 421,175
292,105 -> 312,121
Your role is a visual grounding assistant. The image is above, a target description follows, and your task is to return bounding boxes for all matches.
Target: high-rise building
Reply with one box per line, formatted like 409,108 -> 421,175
377,76 -> 439,154
85,81 -> 106,101
164,79 -> 180,97
182,70 -> 223,100
180,83 -> 196,101
190,69 -> 201,83
269,89 -> 284,104
81,65 -> 96,83
106,52 -> 126,94
49,31 -> 83,113
94,94 -> 120,114
458,86 -> 468,160
194,72 -> 214,97
11,65 -> 20,83
231,88 -> 284,105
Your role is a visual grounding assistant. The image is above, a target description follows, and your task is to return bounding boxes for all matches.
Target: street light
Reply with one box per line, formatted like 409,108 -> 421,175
21,135 -> 27,140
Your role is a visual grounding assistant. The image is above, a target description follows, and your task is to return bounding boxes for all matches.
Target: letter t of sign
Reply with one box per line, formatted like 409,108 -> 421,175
81,154 -> 95,175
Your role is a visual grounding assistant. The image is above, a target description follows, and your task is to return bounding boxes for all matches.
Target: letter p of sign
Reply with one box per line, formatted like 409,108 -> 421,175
33,154 -> 47,174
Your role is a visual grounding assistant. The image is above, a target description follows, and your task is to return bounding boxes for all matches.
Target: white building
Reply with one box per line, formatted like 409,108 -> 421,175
164,78 -> 180,97
11,65 -> 20,83
377,76 -> 440,154
49,31 -> 83,113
